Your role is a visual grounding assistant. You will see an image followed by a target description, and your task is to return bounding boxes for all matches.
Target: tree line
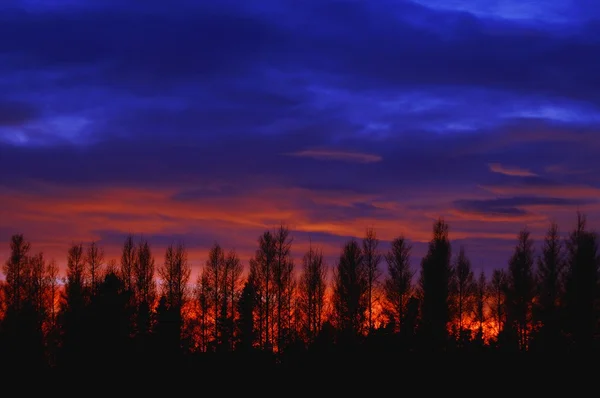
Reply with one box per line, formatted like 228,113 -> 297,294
1,212 -> 599,371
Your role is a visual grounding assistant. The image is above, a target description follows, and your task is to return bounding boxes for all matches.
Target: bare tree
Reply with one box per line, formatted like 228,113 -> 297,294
225,249 -> 243,351
474,270 -> 487,343
46,258 -> 59,327
28,252 -> 47,325
299,243 -> 327,342
250,231 -> 277,350
195,268 -> 211,353
452,246 -> 476,337
2,233 -> 31,311
362,227 -> 382,332
159,242 -> 190,310
383,236 -> 414,333
66,243 -> 86,296
86,241 -> 105,294
273,223 -> 293,350
120,234 -> 136,293
205,242 -> 226,347
135,238 -> 156,306
489,269 -> 507,336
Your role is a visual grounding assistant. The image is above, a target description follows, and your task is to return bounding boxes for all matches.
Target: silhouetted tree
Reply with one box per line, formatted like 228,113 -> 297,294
489,269 -> 507,338
120,234 -> 136,294
452,246 -> 475,345
86,241 -> 104,295
563,212 -> 600,352
28,252 -> 48,327
473,271 -> 487,346
159,242 -> 190,310
2,234 -> 31,312
533,221 -> 564,352
299,243 -> 327,343
134,239 -> 156,337
383,236 -> 414,333
273,223 -> 293,351
205,242 -> 226,350
59,242 -> 88,367
250,231 -> 276,350
506,229 -> 535,351
236,277 -> 258,352
45,258 -> 60,366
0,235 -> 46,369
225,249 -> 243,351
362,227 -> 382,332
418,218 -> 453,351
332,239 -> 367,343
195,268 -> 211,353
87,271 -> 133,371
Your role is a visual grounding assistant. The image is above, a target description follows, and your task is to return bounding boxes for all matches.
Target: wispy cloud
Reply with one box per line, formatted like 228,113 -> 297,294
286,149 -> 382,164
488,163 -> 537,177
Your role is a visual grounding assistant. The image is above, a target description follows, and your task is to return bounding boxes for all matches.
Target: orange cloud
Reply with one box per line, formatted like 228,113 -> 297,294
488,163 -> 537,177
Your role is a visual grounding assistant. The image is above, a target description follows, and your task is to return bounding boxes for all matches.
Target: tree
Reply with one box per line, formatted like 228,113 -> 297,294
273,223 -> 293,351
383,236 -> 413,333
159,242 -> 190,310
0,235 -> 45,369
236,277 -> 258,352
225,249 -> 243,351
59,242 -> 88,366
473,271 -> 487,345
563,212 -> 600,352
298,243 -> 327,343
332,239 -> 367,342
28,252 -> 47,326
534,221 -> 564,351
205,242 -> 226,349
452,246 -> 475,341
489,269 -> 507,337
362,227 -> 382,332
120,234 -> 136,294
46,258 -> 60,328
506,229 -> 535,351
86,241 -> 104,295
2,233 -> 31,312
418,218 -> 453,351
134,239 -> 156,336
195,268 -> 211,353
250,231 -> 277,350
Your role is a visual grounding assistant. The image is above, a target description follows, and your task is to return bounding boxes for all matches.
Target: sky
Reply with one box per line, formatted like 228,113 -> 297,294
1,0 -> 599,280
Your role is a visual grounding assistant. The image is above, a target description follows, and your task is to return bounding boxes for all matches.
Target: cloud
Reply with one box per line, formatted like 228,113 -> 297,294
488,163 -> 537,177
285,148 -> 382,163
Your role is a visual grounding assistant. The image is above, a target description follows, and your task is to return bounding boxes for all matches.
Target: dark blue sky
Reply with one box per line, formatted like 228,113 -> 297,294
1,0 -> 599,277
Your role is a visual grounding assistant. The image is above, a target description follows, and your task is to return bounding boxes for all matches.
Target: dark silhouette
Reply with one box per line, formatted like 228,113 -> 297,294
505,229 -> 535,351
383,236 -> 414,334
362,228 -> 382,332
563,212 -> 600,352
532,221 -> 565,352
332,239 -> 367,344
451,245 -> 475,346
298,243 -> 327,343
3,211 -> 600,374
418,218 -> 453,351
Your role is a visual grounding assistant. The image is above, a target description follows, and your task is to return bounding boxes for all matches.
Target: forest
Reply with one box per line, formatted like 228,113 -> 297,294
1,212 -> 599,376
